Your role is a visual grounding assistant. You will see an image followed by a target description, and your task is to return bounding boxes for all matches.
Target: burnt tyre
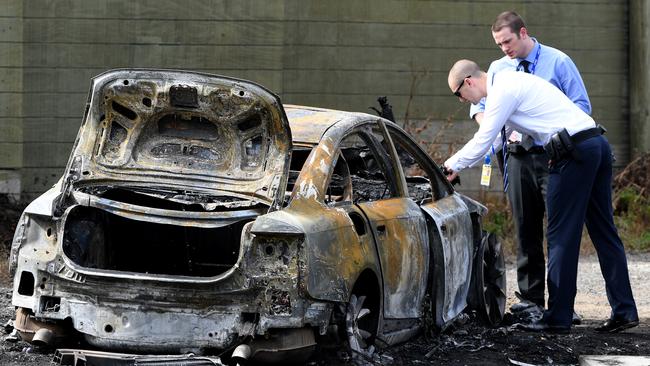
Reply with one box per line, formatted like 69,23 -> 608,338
469,231 -> 506,326
345,293 -> 379,358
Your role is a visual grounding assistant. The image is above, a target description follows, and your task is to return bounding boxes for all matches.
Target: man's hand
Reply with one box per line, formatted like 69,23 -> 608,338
447,170 -> 460,184
441,165 -> 461,186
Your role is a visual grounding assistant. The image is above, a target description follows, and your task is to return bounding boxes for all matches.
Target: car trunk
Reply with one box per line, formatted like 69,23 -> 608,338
65,69 -> 293,211
60,187 -> 266,278
54,69 -> 293,278
62,205 -> 251,277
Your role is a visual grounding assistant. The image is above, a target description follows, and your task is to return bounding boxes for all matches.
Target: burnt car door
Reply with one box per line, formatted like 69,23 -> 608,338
386,125 -> 474,327
338,123 -> 429,320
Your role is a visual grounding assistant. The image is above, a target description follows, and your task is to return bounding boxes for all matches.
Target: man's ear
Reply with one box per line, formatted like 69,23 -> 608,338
519,27 -> 529,39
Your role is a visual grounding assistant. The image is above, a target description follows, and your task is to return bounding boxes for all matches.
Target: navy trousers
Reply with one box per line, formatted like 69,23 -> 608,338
507,151 -> 549,307
543,135 -> 638,327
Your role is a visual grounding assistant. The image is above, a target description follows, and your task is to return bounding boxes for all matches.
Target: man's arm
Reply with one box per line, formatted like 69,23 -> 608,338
474,112 -> 484,124
445,78 -> 518,172
557,56 -> 592,115
470,99 -> 486,121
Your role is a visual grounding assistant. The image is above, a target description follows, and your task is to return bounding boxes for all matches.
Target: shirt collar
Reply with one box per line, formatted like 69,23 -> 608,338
517,38 -> 539,64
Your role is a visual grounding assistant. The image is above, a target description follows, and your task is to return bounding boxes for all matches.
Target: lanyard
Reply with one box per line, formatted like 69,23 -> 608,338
524,43 -> 542,75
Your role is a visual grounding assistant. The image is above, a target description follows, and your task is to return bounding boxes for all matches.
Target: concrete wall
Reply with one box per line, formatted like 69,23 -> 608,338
0,0 -> 23,199
629,0 -> 650,159
0,0 -> 631,199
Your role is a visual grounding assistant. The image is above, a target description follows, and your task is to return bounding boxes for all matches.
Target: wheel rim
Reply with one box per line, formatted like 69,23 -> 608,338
476,232 -> 507,326
345,294 -> 375,357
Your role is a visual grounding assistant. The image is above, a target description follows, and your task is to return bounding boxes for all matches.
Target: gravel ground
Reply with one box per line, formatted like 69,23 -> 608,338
506,252 -> 650,320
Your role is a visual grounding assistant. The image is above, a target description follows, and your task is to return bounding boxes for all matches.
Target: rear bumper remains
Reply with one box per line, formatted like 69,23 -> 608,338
52,349 -> 224,365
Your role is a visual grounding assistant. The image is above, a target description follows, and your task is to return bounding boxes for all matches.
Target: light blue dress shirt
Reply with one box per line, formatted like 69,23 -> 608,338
470,39 -> 592,121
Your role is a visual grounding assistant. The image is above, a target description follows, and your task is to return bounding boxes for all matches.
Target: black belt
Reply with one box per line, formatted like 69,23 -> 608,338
570,125 -> 606,144
507,144 -> 546,155
543,125 -> 607,162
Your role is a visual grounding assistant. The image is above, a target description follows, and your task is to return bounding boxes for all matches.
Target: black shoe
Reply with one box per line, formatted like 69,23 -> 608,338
595,318 -> 639,333
517,319 -> 570,334
572,311 -> 582,325
510,300 -> 538,313
510,292 -> 543,313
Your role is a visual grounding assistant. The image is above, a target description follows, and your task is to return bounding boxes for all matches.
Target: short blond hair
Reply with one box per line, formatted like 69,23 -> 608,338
448,59 -> 482,87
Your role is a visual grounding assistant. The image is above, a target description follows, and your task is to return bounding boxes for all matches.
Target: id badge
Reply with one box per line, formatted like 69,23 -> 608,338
480,154 -> 491,187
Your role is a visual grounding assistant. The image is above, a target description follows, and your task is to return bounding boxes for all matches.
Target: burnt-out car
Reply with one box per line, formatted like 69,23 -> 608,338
8,69 -> 505,363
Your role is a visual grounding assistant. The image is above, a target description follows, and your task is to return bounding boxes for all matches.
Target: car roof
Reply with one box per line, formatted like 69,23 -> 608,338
284,104 -> 377,145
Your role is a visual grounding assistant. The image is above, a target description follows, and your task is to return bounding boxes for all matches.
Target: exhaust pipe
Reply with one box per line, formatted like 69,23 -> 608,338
14,308 -> 69,347
32,328 -> 54,347
231,344 -> 251,365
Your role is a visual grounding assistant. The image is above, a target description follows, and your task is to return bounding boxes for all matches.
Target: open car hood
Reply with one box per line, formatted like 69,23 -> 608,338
65,69 -> 292,209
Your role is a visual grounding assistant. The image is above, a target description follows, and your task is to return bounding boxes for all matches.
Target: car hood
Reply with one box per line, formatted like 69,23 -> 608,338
65,69 -> 292,209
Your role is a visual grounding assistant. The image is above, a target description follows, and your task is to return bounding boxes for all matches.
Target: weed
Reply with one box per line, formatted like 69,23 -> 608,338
614,187 -> 650,252
477,193 -> 516,257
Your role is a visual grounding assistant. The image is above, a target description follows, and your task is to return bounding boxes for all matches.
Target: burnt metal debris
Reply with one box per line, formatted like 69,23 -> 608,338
8,69 -> 505,363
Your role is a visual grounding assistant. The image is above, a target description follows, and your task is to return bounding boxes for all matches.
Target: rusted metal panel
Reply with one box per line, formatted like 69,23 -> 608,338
73,191 -> 264,228
358,197 -> 429,319
421,193 -> 474,326
285,104 -> 351,144
52,349 -> 223,365
65,69 -> 292,210
265,204 -> 380,303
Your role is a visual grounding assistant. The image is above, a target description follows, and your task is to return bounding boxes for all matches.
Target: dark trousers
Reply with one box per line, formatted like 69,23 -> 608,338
543,135 -> 638,327
506,151 -> 549,307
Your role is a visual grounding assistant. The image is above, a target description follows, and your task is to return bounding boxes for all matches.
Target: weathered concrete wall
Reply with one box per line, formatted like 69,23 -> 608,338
0,0 -> 23,199
629,0 -> 650,158
12,0 -> 290,198
0,0 -> 630,198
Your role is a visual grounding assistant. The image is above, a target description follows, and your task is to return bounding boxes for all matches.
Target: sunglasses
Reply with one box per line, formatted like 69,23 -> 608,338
453,75 -> 472,97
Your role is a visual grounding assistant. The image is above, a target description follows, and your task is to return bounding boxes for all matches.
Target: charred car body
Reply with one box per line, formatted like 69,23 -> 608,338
9,69 -> 505,362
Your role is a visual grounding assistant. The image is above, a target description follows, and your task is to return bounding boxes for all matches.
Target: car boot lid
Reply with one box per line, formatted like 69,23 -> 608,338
64,69 -> 292,209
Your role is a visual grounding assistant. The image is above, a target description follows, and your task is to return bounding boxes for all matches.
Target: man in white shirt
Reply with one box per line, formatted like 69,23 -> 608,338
445,59 -> 638,333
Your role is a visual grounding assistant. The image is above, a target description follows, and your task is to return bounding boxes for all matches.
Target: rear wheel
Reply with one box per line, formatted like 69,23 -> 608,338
345,293 -> 378,358
469,231 -> 506,326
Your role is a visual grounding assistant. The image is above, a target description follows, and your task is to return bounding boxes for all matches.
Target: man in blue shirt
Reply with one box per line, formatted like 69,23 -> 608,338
471,12 -> 590,319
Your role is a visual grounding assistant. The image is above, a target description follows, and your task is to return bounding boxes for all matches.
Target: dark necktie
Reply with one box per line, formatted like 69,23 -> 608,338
515,60 -> 535,176
501,126 -> 508,192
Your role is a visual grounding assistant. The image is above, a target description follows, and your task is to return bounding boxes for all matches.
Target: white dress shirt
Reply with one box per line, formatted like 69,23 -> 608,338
445,71 -> 596,172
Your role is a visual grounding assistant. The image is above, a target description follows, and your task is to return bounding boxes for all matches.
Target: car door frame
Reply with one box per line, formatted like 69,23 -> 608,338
337,120 -> 430,321
385,124 -> 475,328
